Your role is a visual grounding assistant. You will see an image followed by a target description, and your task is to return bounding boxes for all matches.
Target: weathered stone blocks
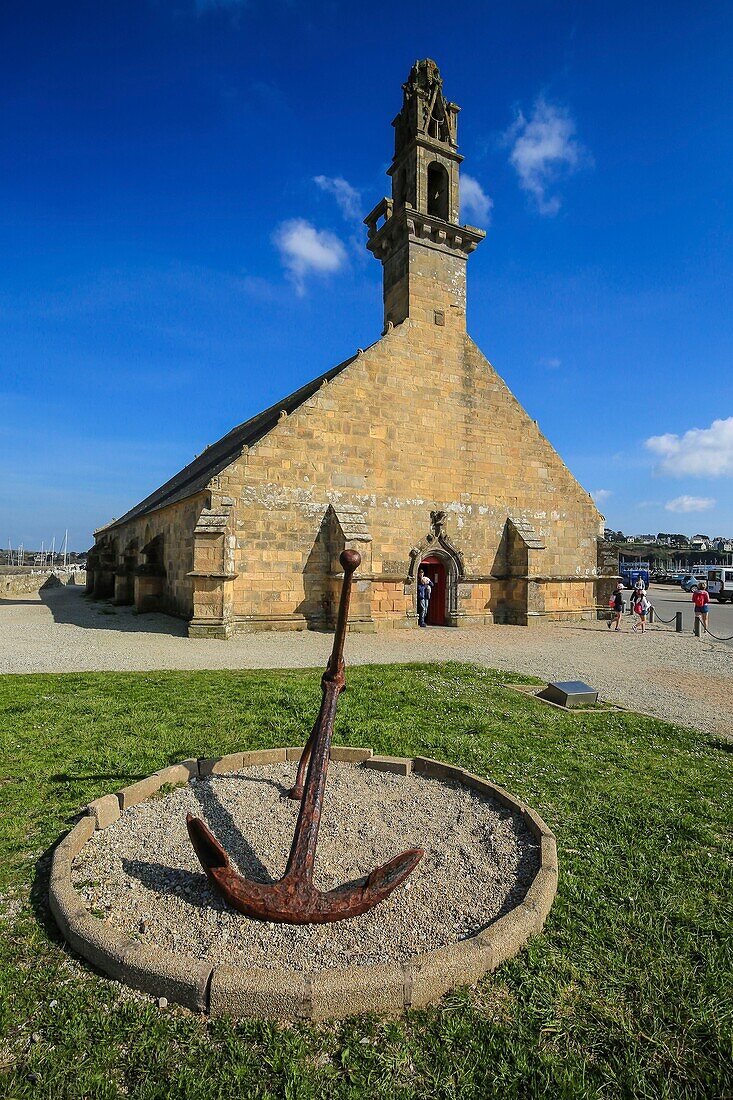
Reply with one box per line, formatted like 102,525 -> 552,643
208,966 -> 308,1019
197,752 -> 245,777
363,755 -> 413,776
86,793 -> 120,829
329,746 -> 373,763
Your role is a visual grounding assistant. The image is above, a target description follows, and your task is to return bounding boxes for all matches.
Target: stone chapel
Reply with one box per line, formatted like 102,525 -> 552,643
88,59 -> 616,637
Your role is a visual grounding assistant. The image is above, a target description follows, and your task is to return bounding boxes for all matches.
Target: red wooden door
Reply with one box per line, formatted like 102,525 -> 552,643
421,556 -> 446,626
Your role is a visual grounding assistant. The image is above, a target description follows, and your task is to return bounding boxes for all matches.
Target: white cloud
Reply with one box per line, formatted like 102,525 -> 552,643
664,495 -> 716,514
460,174 -> 493,225
505,98 -> 590,215
645,417 -> 733,477
591,488 -> 612,504
539,356 -> 561,370
314,176 -> 362,221
273,219 -> 347,295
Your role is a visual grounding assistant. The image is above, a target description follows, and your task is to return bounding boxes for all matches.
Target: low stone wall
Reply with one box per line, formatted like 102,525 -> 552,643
49,749 -> 558,1019
1,572 -> 61,597
0,570 -> 85,597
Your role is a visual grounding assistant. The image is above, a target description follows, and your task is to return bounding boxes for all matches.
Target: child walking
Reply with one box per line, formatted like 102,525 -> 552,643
632,590 -> 650,633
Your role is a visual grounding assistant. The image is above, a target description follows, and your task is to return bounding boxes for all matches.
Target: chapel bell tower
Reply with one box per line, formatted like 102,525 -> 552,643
365,59 -> 485,331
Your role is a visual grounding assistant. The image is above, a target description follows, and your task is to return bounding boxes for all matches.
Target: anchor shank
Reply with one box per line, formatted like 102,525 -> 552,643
283,550 -> 360,881
283,681 -> 340,883
288,549 -> 359,799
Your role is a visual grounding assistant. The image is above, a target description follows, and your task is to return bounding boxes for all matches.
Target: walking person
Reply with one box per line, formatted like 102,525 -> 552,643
608,582 -> 625,631
417,569 -> 434,628
692,580 -> 710,633
632,587 -> 650,633
629,578 -> 645,618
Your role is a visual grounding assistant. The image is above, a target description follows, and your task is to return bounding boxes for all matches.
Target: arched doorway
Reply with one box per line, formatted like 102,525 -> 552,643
421,555 -> 447,626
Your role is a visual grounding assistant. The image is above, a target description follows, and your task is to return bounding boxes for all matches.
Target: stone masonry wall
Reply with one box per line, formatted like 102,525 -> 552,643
95,494 -> 206,620
209,314 -> 603,631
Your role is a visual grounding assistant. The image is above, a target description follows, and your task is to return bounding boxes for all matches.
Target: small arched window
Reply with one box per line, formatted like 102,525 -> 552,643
427,162 -> 449,220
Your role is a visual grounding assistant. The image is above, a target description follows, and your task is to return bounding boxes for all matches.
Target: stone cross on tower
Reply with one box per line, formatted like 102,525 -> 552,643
365,59 -> 485,332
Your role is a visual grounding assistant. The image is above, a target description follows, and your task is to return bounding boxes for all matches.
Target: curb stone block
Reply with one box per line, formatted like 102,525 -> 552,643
541,833 -> 558,871
49,856 -> 71,894
48,869 -> 86,941
55,816 -> 95,861
117,774 -> 171,812
329,746 -> 373,763
476,904 -> 542,967
409,939 -> 488,1009
310,961 -> 405,1019
363,755 -> 412,776
208,965 -> 308,1018
198,752 -> 245,777
123,946 -> 212,1012
412,757 -> 463,782
520,804 -> 550,839
155,760 -> 198,785
64,912 -> 144,981
239,749 -> 288,766
87,793 -> 120,829
521,867 -> 558,924
460,771 -> 518,810
285,747 -> 303,761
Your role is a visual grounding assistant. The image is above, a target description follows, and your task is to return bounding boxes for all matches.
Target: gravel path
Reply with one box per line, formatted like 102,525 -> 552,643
2,586 -> 731,738
71,763 -> 537,971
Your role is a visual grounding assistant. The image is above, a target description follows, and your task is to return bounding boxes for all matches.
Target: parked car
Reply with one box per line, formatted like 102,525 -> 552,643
707,568 -> 733,603
681,575 -> 700,592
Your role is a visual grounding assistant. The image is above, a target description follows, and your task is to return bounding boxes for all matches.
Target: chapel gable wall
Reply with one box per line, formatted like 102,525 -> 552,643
214,317 -> 602,630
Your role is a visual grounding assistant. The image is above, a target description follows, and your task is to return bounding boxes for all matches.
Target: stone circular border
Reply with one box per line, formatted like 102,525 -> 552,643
49,748 -> 558,1019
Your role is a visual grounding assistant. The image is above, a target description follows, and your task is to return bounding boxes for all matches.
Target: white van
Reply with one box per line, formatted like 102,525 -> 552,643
707,568 -> 733,603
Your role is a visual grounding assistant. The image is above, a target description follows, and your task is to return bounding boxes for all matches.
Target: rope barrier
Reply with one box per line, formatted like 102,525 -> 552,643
653,610 -> 678,624
699,621 -> 733,643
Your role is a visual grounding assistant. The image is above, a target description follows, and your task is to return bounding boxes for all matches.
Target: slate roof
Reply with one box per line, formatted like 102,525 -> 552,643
99,349 -> 361,533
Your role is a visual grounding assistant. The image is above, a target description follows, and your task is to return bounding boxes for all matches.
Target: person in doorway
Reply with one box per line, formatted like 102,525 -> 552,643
608,582 -> 625,631
692,581 -> 710,632
632,587 -> 650,633
417,569 -> 434,627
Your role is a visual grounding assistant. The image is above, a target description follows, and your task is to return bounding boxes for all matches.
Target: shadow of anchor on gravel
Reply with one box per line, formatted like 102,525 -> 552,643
120,860 -> 219,909
189,777 -> 280,885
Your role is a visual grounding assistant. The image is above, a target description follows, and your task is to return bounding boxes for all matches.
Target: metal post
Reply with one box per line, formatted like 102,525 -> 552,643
675,611 -> 683,633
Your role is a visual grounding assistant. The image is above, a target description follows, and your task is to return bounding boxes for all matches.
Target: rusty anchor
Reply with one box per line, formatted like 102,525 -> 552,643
186,549 -> 423,923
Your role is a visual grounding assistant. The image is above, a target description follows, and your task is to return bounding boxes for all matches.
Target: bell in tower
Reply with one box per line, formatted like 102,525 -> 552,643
365,59 -> 485,332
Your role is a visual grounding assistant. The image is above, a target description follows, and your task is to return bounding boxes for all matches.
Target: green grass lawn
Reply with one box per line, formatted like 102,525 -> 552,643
0,663 -> 731,1099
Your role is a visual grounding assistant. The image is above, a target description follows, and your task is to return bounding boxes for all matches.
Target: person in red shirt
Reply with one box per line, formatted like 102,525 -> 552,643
692,581 -> 710,631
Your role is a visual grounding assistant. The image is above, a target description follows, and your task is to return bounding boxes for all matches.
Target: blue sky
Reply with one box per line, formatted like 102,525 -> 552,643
1,0 -> 732,551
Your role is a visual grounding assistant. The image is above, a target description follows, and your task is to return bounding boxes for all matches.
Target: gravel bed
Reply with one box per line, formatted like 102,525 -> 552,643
71,762 -> 538,971
2,586 -> 731,737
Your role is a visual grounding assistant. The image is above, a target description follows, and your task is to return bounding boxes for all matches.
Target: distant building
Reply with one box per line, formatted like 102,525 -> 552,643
657,533 -> 690,548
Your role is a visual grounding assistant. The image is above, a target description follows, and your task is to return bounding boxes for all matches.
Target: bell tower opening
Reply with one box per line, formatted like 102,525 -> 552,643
427,162 -> 449,220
